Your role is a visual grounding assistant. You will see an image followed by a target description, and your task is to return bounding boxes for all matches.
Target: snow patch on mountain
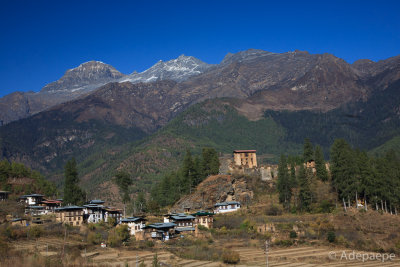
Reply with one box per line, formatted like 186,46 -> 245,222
120,55 -> 212,84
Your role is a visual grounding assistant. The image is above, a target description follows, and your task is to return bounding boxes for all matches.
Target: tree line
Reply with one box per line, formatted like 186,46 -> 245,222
0,160 -> 57,197
277,138 -> 400,214
150,147 -> 220,208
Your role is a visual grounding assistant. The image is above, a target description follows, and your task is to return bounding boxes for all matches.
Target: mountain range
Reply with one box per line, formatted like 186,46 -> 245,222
1,49 -> 399,202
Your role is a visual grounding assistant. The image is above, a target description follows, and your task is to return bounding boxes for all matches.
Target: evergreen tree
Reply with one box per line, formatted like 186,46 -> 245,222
181,149 -> 195,192
277,154 -> 292,209
290,162 -> 297,188
303,138 -> 314,163
192,156 -> 203,186
135,191 -> 147,213
314,145 -> 328,181
114,171 -> 132,204
298,163 -> 312,211
63,158 -> 86,205
201,148 -> 220,177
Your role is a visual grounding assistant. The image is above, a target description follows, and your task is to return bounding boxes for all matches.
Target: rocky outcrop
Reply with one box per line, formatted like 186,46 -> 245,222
172,175 -> 254,212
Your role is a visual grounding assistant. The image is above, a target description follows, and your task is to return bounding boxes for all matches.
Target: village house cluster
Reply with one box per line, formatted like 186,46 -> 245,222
3,191 -> 241,242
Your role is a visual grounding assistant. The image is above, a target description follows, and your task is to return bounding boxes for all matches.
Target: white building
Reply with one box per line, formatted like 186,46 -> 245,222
19,194 -> 44,206
83,204 -> 105,223
214,201 -> 241,214
120,217 -> 146,235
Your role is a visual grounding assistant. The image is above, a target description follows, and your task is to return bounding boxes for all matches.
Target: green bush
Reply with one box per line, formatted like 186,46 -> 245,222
289,230 -> 297,239
28,225 -> 43,239
274,239 -> 293,247
87,232 -> 102,244
116,225 -> 130,242
197,224 -> 208,231
319,200 -> 335,213
327,231 -> 336,243
222,249 -> 240,264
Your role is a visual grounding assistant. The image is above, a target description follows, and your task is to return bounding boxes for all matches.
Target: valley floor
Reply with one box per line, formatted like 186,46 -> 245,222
6,237 -> 400,266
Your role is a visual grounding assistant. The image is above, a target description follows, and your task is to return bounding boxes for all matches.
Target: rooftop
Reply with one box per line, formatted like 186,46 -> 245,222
233,150 -> 256,153
170,214 -> 195,220
55,205 -> 84,211
191,211 -> 214,216
121,217 -> 146,223
214,201 -> 241,207
88,199 -> 105,204
144,222 -> 176,229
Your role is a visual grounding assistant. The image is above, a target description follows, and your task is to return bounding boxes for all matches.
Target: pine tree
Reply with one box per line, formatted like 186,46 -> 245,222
298,163 -> 312,211
114,171 -> 132,204
303,138 -> 314,163
201,148 -> 220,177
181,149 -> 195,191
277,155 -> 292,209
330,139 -> 358,205
314,145 -> 328,181
63,158 -> 86,205
135,192 -> 147,213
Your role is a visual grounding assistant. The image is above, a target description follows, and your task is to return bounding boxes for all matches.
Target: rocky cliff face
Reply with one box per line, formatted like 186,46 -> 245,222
172,175 -> 254,212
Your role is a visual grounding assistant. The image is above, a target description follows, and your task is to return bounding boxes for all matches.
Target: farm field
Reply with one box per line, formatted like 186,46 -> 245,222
7,238 -> 400,266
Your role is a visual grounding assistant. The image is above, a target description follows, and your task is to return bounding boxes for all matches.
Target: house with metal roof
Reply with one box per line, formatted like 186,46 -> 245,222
39,199 -> 62,213
164,213 -> 196,232
214,201 -> 241,214
104,207 -> 122,224
55,206 -> 84,226
142,222 -> 176,241
120,217 -> 146,235
19,194 -> 44,206
83,204 -> 105,223
25,205 -> 46,216
88,199 -> 105,205
191,211 -> 214,228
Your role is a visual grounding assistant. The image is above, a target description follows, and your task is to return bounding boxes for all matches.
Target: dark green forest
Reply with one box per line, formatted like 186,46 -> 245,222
0,160 -> 57,197
277,138 -> 400,214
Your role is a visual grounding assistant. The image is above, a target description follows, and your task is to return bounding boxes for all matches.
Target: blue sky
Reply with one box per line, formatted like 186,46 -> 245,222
0,0 -> 399,97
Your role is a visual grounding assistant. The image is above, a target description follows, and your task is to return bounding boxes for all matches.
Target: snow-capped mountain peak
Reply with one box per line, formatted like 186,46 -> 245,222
120,55 -> 212,84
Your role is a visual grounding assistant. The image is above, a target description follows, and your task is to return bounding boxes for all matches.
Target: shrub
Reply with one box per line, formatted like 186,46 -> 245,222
239,219 -> 255,232
88,223 -> 96,231
222,249 -> 240,264
28,225 -> 43,239
274,239 -> 293,247
152,253 -> 160,267
116,225 -> 130,242
289,230 -> 297,239
319,200 -> 335,213
107,217 -> 116,227
197,225 -> 208,231
107,229 -> 121,247
87,232 -> 102,244
327,231 -> 336,243
265,204 -> 282,216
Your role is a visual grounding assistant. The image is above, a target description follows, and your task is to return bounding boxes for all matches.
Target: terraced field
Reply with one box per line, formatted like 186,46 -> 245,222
233,246 -> 400,267
10,239 -> 400,266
